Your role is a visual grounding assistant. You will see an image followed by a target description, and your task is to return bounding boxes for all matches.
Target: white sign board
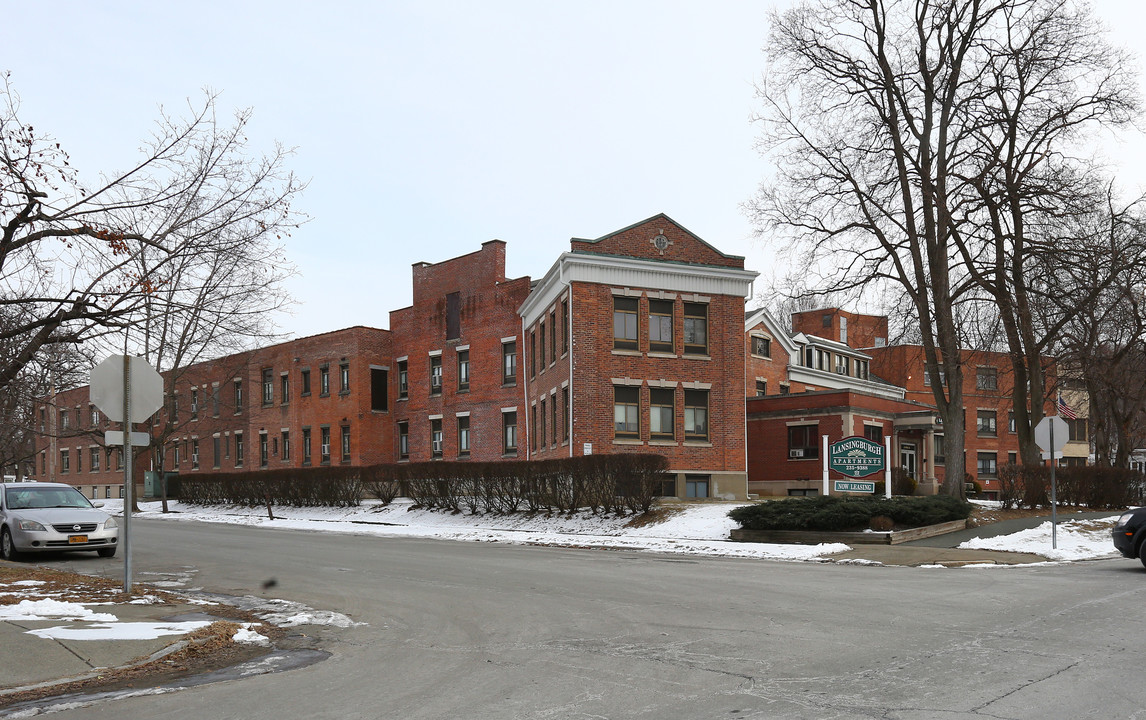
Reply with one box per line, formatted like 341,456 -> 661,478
1034,415 -> 1069,460
105,431 -> 151,447
90,355 -> 164,424
583,443 -> 593,456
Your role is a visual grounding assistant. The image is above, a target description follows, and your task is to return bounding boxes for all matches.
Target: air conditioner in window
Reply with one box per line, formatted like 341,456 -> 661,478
789,449 -> 805,459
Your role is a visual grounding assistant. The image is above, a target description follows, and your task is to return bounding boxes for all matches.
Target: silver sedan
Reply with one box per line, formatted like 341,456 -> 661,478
0,482 -> 119,560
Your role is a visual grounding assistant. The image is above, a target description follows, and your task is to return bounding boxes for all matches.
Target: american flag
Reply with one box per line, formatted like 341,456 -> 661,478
1057,396 -> 1078,420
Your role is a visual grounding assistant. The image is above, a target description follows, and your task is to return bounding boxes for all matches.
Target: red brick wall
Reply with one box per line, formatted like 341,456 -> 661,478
791,308 -> 888,349
570,215 -> 745,269
390,242 -> 531,463
746,320 -> 790,397
565,281 -> 746,473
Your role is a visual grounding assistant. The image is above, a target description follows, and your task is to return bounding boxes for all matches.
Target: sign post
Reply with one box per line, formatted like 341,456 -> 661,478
90,355 -> 163,592
1034,415 -> 1069,550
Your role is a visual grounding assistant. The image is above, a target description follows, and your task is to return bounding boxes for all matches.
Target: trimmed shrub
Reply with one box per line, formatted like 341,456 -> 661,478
728,495 -> 971,532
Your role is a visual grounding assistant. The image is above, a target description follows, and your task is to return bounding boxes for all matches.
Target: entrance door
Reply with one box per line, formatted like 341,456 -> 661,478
900,442 -> 917,479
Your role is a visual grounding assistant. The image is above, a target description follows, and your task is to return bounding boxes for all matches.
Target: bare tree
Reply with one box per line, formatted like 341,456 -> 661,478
0,73 -> 305,394
750,0 -> 1139,492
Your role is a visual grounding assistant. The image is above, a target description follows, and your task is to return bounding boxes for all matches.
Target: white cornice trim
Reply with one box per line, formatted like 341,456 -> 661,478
520,252 -> 758,326
788,365 -> 906,400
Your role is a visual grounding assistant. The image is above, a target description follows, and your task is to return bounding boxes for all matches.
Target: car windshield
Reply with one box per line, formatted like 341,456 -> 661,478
5,487 -> 94,510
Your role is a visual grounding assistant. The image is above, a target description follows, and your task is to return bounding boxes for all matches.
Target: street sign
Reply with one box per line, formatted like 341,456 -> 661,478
1034,415 -> 1069,460
105,431 -> 151,447
90,355 -> 164,424
829,436 -> 885,478
834,480 -> 876,493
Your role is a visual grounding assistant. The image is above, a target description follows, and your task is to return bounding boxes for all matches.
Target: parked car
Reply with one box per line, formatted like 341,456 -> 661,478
0,482 -> 119,560
1112,507 -> 1146,568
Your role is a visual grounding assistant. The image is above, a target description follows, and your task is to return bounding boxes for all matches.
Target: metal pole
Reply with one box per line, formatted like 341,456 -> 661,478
822,435 -> 829,496
1050,419 -> 1057,551
122,355 -> 133,593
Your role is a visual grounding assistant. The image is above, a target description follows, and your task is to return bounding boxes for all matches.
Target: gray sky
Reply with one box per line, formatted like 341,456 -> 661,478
6,1 -> 1146,338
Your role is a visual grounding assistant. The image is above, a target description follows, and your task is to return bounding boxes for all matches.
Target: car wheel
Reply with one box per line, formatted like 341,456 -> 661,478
1138,538 -> 1146,570
1,527 -> 20,561
97,546 -> 116,558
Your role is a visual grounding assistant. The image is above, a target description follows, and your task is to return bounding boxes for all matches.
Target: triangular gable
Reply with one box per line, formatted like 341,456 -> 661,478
745,307 -> 800,363
570,214 -> 745,269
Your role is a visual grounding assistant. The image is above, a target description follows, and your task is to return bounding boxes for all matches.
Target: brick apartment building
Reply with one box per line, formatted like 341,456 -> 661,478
29,214 -> 758,501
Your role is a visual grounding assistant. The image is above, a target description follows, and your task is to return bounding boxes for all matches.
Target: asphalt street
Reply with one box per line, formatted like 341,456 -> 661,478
37,517 -> 1146,719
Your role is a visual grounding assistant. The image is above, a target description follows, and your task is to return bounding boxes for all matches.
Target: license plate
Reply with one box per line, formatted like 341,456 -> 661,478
68,535 -> 88,544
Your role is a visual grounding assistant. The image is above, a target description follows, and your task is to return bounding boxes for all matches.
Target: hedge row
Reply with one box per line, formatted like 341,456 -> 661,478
727,495 -> 972,532
994,464 -> 1145,510
176,454 -> 671,515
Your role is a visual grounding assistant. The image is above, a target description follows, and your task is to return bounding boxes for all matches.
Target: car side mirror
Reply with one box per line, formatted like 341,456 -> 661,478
93,502 -> 105,508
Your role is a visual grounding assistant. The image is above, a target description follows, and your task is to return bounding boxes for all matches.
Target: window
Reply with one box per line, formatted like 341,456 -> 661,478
282,431 -> 290,461
683,303 -> 708,355
371,368 -> 389,411
303,428 -> 312,465
173,443 -> 181,467
431,419 -> 443,459
751,336 -> 770,358
231,434 -> 242,466
457,351 -> 470,392
839,316 -> 848,344
613,386 -> 639,439
281,374 -> 290,404
192,440 -> 200,470
1068,418 -> 1088,442
562,387 -> 569,442
502,342 -> 517,385
397,361 -> 408,399
780,383 -> 791,395
320,426 -> 331,464
61,410 -> 69,430
429,356 -> 442,395
787,424 -> 819,459
116,448 -> 123,469
90,405 -> 100,426
260,433 -> 269,467
976,367 -> 998,391
530,331 -> 537,377
650,388 -> 675,440
1008,411 -> 1016,434
301,369 -> 312,396
816,350 -> 830,371
39,408 -> 45,432
856,360 -> 870,380
613,297 -> 638,351
551,396 -> 558,446
212,386 -> 220,416
90,447 -> 100,471
234,380 -> 243,412
835,355 -> 850,375
686,474 -> 710,498
977,452 -> 998,478
341,426 -> 351,463
539,399 -> 546,448
530,405 -> 537,452
684,390 -> 709,441
320,366 -> 330,396
549,310 -> 557,363
1007,451 -> 1018,465
561,299 -> 569,356
262,368 -> 274,405
190,389 -> 198,419
539,323 -> 546,369
924,368 -> 947,387
446,292 -> 461,340
755,380 -> 767,397
398,422 -> 409,460
503,412 -> 517,455
458,416 -> 470,457
213,437 -> 221,468
171,394 -> 179,420
340,363 -> 350,394
76,448 -> 82,473
649,300 -> 674,353
934,434 -> 945,464
977,410 -> 997,436
864,425 -> 883,443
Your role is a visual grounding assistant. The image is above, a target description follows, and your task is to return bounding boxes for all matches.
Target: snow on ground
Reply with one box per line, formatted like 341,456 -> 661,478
959,515 -> 1123,561
27,621 -> 212,641
0,599 -> 117,623
99,498 -> 847,562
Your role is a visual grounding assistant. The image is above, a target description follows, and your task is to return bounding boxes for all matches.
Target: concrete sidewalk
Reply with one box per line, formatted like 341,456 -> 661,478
0,595 -> 230,703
